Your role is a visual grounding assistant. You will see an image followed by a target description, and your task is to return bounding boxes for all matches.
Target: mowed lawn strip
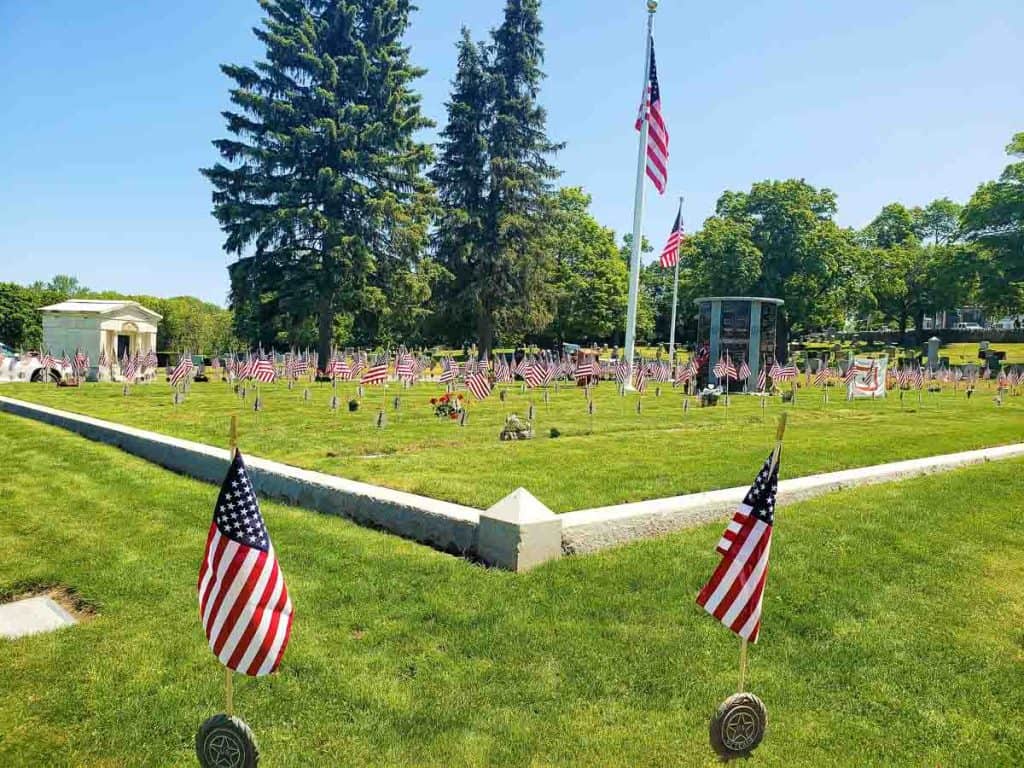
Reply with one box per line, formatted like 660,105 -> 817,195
1,414 -> 1023,766
4,380 -> 1024,512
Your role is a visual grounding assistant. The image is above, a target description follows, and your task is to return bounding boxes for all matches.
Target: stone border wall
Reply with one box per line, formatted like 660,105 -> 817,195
561,442 -> 1024,553
0,396 -> 481,556
5,396 -> 1024,571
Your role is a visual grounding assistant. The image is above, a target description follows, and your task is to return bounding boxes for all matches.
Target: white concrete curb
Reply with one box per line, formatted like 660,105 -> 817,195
561,442 -> 1024,554
5,395 -> 1024,568
0,396 -> 481,557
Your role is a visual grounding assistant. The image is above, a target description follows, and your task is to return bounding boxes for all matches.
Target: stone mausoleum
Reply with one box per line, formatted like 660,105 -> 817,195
41,300 -> 162,379
694,296 -> 784,387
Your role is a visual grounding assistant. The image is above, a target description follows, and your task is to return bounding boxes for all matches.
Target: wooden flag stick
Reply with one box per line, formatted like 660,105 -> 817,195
738,637 -> 748,693
225,667 -> 234,717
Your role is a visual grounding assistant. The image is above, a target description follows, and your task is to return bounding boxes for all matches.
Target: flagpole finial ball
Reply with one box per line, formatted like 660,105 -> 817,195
647,0 -> 658,11
709,692 -> 767,759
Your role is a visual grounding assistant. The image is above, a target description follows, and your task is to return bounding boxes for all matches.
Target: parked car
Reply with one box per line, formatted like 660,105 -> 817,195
955,322 -> 983,331
0,347 -> 66,383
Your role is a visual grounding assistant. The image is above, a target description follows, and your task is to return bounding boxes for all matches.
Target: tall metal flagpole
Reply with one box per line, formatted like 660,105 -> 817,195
623,1 -> 657,391
667,194 -> 683,368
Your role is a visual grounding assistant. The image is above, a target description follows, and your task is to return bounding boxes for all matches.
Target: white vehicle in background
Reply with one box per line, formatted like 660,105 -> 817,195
0,344 -> 67,383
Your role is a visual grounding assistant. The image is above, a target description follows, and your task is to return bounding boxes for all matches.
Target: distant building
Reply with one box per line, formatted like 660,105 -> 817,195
694,296 -> 783,387
925,307 -> 986,330
40,300 -> 162,378
992,315 -> 1024,330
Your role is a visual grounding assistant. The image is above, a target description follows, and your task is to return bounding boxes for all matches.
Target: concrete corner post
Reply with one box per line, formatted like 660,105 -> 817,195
477,488 -> 562,572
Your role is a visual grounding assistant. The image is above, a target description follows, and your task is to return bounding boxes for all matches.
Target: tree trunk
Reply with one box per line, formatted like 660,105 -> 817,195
913,309 -> 926,346
317,293 -> 334,370
775,312 -> 790,363
476,306 -> 494,360
898,312 -> 909,346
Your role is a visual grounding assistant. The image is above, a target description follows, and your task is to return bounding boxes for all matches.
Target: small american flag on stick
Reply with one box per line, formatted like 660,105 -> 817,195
198,450 -> 293,676
696,417 -> 784,643
360,361 -> 388,386
466,372 -> 492,401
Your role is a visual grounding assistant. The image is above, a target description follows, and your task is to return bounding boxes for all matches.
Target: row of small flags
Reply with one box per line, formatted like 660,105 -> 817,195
26,345 -> 1023,394
183,350 -> 1024,394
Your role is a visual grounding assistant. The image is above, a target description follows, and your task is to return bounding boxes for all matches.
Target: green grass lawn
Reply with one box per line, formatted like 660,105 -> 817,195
2,413 -> 1023,766
4,378 -> 1024,513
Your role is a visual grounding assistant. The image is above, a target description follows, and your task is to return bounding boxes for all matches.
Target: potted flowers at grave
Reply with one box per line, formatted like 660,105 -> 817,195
431,393 -> 464,421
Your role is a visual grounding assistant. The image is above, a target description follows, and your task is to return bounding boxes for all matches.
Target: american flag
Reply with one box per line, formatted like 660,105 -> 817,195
350,354 -> 366,380
523,360 -> 545,389
635,41 -> 668,194
325,356 -> 350,380
774,362 -> 798,381
539,360 -> 556,386
144,350 -> 158,370
713,355 -> 738,381
615,360 -> 630,384
494,357 -> 512,384
634,363 -> 648,393
237,356 -> 252,380
574,359 -> 597,382
466,372 -> 492,400
360,360 -> 388,386
756,362 -> 767,392
659,209 -> 683,268
696,449 -> 779,643
676,358 -> 697,385
198,451 -> 293,676
98,349 -> 109,369
74,349 -> 88,374
736,360 -> 751,381
652,360 -> 672,383
439,357 -> 457,384
843,364 -> 857,384
169,355 -> 194,386
396,352 -> 416,382
814,364 -> 830,386
252,356 -> 276,384
122,352 -> 138,381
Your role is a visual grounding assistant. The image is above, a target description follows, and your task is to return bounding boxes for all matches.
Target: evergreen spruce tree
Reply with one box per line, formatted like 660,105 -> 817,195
429,28 -> 492,347
203,0 -> 433,361
482,0 -> 562,355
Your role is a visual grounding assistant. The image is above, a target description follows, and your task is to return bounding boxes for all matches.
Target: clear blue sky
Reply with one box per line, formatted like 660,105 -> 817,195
2,0 -> 1021,305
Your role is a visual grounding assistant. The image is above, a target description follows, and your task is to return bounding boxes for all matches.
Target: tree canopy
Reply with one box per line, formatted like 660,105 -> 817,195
203,0 -> 435,362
